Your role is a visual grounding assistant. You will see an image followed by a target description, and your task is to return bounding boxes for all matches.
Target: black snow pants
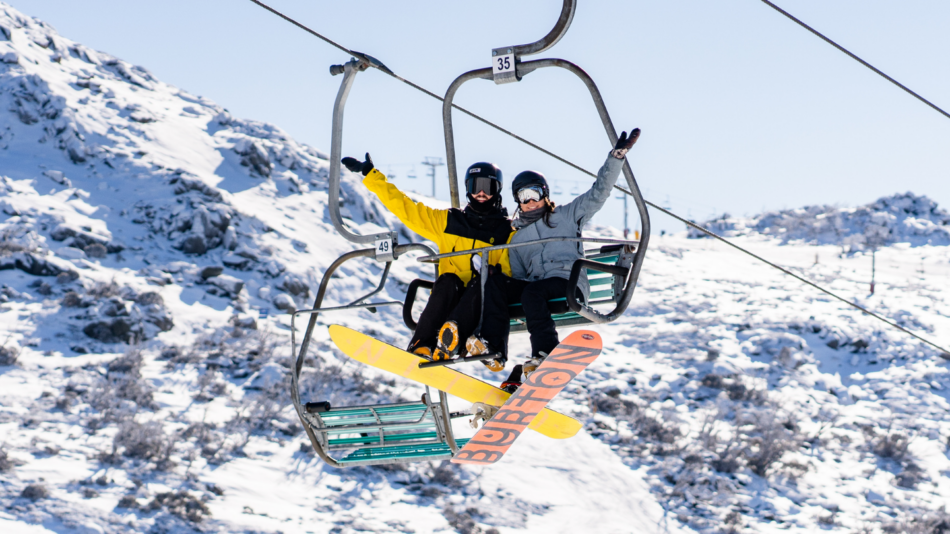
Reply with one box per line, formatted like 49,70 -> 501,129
407,273 -> 464,352
441,270 -> 496,355
472,273 -> 575,360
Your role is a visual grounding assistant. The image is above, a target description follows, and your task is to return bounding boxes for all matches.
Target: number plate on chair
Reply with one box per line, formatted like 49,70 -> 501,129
374,236 -> 395,262
493,53 -> 514,75
492,48 -> 518,84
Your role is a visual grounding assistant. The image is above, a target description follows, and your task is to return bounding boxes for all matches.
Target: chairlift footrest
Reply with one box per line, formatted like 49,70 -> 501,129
418,353 -> 501,369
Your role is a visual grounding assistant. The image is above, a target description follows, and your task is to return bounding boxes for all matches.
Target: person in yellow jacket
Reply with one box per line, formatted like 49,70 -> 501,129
342,153 -> 513,367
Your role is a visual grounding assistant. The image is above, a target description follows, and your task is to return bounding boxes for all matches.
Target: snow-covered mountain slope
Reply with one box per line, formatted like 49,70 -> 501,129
1,3 -> 949,534
691,192 -> 950,250
0,4 -> 679,533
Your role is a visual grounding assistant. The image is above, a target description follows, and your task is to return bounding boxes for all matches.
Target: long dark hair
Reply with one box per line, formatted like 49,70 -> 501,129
541,198 -> 557,228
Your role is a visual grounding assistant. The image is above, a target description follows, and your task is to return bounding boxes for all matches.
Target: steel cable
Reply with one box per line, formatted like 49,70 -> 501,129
248,0 -> 949,357
758,0 -> 950,121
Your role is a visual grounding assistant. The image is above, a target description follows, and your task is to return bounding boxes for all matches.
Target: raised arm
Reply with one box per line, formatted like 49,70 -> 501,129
567,128 -> 640,226
345,153 -> 447,242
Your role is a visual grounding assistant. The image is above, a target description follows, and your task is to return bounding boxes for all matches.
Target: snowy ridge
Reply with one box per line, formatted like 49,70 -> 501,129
1,3 -> 950,534
690,193 -> 950,250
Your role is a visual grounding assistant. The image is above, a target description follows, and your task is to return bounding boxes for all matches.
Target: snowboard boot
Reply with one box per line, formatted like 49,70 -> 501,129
482,355 -> 507,372
466,334 -> 506,372
465,335 -> 490,357
433,321 -> 461,362
499,364 -> 523,393
408,341 -> 434,361
522,351 -> 549,378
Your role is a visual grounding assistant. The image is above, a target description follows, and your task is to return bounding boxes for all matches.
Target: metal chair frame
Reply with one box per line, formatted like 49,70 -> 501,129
292,0 -> 650,468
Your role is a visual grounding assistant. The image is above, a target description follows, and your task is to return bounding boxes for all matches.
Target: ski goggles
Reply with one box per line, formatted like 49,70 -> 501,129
467,176 -> 499,196
516,185 -> 546,204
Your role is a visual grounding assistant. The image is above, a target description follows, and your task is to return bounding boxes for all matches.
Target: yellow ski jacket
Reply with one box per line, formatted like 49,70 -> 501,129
363,168 -> 512,285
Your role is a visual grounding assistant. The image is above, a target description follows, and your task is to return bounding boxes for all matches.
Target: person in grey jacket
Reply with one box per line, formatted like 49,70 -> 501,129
460,128 -> 641,380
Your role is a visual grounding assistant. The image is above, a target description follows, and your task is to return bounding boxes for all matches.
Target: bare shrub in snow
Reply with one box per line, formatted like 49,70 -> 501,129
226,387 -> 287,451
723,509 -> 743,532
701,373 -> 724,389
743,409 -> 802,477
0,342 -> 19,366
700,414 -> 744,474
442,505 -> 484,534
104,353 -> 154,405
108,419 -> 173,467
117,495 -> 139,509
194,367 -> 228,402
882,507 -> 950,534
83,242 -> 107,258
83,348 -> 155,429
20,483 -> 48,500
873,427 -> 911,461
619,403 -> 684,456
699,373 -> 765,404
135,291 -> 163,306
0,444 -> 18,472
429,462 -> 462,488
0,235 -> 26,255
181,421 -> 228,463
591,387 -> 635,417
88,280 -> 121,298
147,491 -> 211,523
699,403 -> 801,477
61,291 -> 82,307
896,462 -> 927,489
56,270 -> 79,284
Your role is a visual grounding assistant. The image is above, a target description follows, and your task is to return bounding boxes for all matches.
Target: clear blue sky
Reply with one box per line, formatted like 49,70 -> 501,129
11,0 -> 950,235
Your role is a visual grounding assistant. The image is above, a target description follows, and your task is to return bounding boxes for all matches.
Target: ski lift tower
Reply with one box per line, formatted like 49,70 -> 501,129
623,193 -> 629,239
421,157 -> 445,197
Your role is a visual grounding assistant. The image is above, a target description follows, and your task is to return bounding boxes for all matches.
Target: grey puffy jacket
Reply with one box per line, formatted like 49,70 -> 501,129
509,152 -> 623,299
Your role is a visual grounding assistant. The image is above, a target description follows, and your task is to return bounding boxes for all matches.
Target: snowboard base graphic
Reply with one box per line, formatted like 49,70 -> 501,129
451,330 -> 602,465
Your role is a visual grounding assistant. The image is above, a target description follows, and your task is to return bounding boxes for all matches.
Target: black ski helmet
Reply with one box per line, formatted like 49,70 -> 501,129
465,162 -> 503,197
465,162 -> 503,211
511,170 -> 549,204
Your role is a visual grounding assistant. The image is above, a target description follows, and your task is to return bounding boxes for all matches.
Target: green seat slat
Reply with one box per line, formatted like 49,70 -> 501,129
320,404 -> 425,419
339,439 -> 471,465
326,421 -> 436,435
589,289 -> 614,300
329,431 -> 439,446
322,414 -> 432,428
498,251 -> 625,328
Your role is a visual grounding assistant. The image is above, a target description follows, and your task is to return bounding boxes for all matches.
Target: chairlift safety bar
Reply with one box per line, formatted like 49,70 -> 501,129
418,237 -> 639,262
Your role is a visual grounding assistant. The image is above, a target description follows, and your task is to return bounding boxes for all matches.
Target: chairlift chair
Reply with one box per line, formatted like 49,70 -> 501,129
291,0 -> 651,468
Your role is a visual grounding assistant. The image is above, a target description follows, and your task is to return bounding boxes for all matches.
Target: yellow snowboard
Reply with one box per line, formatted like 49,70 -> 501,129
328,325 -> 581,440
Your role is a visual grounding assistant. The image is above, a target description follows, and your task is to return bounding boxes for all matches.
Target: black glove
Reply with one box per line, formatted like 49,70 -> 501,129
612,128 -> 641,159
616,128 -> 641,151
341,152 -> 375,176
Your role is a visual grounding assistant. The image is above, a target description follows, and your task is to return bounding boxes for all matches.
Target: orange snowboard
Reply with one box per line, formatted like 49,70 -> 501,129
452,330 -> 602,465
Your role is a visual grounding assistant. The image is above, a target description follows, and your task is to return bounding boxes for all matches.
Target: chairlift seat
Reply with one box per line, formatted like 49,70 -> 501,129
507,244 -> 633,332
299,397 -> 466,467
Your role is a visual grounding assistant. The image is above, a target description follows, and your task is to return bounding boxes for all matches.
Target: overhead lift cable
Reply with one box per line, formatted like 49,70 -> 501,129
758,0 -> 950,121
248,0 -> 950,358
